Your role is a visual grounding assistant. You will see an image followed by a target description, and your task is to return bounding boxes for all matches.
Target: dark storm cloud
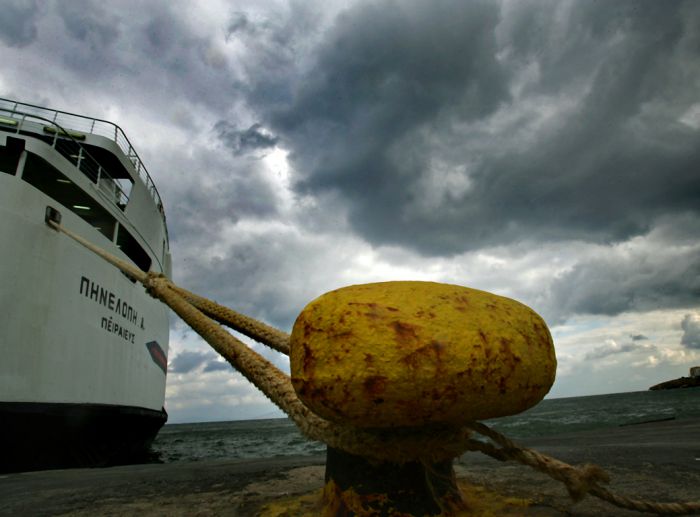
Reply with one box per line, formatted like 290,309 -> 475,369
215,121 -> 278,156
0,0 -> 42,47
174,168 -> 278,227
203,360 -> 232,373
57,1 -> 120,49
175,232 -> 313,333
20,2 -> 241,112
550,257 -> 700,320
169,349 -> 232,375
227,12 -> 256,37
546,218 -> 700,321
157,139 -> 282,256
251,0 -> 700,255
680,314 -> 700,349
170,349 -> 218,374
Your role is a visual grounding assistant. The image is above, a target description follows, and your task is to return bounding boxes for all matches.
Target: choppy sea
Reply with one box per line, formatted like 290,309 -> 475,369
151,388 -> 700,464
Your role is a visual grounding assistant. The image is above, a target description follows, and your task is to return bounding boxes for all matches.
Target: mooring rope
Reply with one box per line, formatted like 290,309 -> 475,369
47,219 -> 700,515
166,282 -> 290,355
464,423 -> 700,514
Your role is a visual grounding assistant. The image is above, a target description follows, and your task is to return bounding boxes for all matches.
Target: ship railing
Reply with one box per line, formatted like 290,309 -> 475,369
1,106 -> 135,217
0,98 -> 164,217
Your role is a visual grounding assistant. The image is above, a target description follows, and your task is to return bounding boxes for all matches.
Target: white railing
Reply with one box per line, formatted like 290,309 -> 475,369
0,98 -> 164,215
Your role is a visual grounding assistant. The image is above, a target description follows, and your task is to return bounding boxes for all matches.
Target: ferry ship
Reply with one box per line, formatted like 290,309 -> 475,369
0,99 -> 171,472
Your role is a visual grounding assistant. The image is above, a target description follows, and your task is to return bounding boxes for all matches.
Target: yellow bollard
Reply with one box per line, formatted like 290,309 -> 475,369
290,281 -> 556,515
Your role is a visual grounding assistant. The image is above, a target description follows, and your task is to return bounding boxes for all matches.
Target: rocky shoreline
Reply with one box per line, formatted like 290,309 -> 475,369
649,377 -> 700,390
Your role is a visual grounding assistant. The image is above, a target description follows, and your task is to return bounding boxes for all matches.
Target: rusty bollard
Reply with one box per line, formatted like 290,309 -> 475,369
289,281 -> 557,516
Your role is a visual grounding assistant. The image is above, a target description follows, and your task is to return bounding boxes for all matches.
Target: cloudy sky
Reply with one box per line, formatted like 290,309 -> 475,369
3,0 -> 699,423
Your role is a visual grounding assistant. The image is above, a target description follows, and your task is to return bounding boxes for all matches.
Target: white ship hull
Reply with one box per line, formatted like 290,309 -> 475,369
0,99 -> 171,471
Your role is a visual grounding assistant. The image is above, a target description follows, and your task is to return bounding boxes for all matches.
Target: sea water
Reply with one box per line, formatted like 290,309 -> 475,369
151,389 -> 700,464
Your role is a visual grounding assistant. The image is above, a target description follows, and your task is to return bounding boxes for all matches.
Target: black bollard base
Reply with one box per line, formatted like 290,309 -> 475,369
323,446 -> 466,516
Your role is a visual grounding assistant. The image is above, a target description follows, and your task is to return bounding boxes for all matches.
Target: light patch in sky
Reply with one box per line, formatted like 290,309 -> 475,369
549,308 -> 700,397
679,103 -> 700,130
413,159 -> 474,213
261,146 -> 295,210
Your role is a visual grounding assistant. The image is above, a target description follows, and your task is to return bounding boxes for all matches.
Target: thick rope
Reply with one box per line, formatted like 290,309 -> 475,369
167,283 -> 290,355
464,422 -> 700,515
466,422 -> 610,501
48,220 -> 700,515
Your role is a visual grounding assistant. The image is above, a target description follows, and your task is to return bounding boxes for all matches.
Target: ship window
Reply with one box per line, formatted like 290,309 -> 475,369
75,149 -> 134,207
116,226 -> 152,272
22,151 -> 152,273
0,136 -> 24,175
21,152 -> 117,241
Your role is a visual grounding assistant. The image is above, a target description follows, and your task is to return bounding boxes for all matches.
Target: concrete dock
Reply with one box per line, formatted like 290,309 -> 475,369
1,418 -> 698,516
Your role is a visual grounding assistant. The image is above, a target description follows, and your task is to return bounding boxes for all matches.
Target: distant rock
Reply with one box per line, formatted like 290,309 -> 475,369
649,377 -> 700,390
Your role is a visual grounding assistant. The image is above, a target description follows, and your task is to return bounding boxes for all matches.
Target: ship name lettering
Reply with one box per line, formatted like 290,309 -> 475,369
90,282 -> 100,301
101,317 -> 136,344
81,276 -> 144,331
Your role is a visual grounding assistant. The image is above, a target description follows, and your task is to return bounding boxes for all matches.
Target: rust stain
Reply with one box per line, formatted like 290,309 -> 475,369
516,328 -> 534,350
430,340 -> 446,356
456,295 -> 470,312
347,302 -> 382,319
533,321 -> 552,348
302,321 -> 314,339
363,375 -> 388,396
440,384 -> 458,402
399,340 -> 446,371
348,302 -> 379,308
392,321 -> 420,343
330,329 -> 354,339
456,368 -> 472,379
302,343 -> 316,374
399,349 -> 422,369
499,337 -> 513,358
